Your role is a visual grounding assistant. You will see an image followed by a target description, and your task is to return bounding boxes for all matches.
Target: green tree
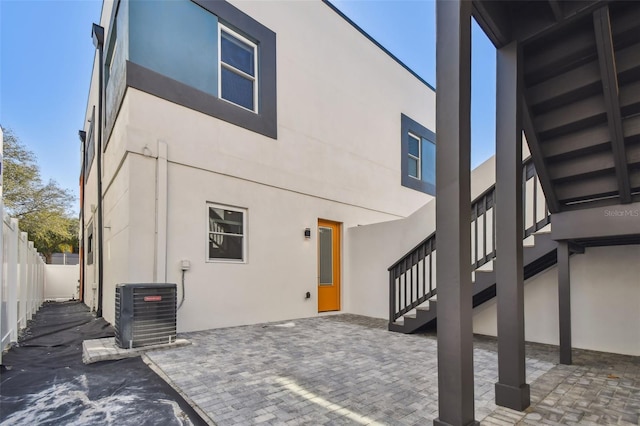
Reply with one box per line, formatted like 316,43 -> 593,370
2,127 -> 78,262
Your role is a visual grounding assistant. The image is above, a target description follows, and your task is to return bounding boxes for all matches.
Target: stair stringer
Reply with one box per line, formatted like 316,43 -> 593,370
391,232 -> 558,334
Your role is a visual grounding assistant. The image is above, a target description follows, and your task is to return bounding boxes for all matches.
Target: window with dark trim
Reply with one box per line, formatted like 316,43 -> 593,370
124,0 -> 277,139
84,107 -> 96,182
86,223 -> 94,265
401,113 -> 436,195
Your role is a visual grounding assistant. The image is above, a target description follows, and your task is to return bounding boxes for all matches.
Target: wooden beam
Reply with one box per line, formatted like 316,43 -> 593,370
514,1 -> 603,47
555,173 -> 618,201
534,94 -> 606,137
527,60 -> 600,108
472,1 -> 512,48
625,143 -> 640,166
541,124 -> 610,159
548,0 -> 564,22
615,42 -> 640,84
525,30 -> 595,85
630,169 -> 640,190
624,114 -> 640,139
594,6 -> 631,203
620,80 -> 640,110
522,97 -> 561,213
562,1 -> 605,19
548,150 -> 614,181
551,201 -> 640,239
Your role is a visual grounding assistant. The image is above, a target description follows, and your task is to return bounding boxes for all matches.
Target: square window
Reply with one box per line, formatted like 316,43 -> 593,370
421,138 -> 436,188
221,67 -> 255,111
84,107 -> 95,182
401,114 -> 436,195
408,157 -> 419,179
408,133 -> 421,179
408,134 -> 420,157
208,204 -> 247,262
221,32 -> 255,76
219,25 -> 258,112
124,0 -> 277,138
86,223 -> 94,265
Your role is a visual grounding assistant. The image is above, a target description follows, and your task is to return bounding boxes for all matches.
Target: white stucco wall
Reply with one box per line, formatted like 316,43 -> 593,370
348,152 -> 640,356
347,156 -> 497,319
473,244 -> 640,356
116,0 -> 436,218
87,0 -> 438,330
165,160 -> 405,331
44,265 -> 80,301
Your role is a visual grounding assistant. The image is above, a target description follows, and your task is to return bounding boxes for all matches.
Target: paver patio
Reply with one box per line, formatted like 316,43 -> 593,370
144,314 -> 640,426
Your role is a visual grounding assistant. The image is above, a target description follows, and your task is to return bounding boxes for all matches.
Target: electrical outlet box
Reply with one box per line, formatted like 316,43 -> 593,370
181,259 -> 191,271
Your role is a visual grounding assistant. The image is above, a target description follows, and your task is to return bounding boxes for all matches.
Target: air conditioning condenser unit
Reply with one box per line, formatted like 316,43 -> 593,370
115,283 -> 177,349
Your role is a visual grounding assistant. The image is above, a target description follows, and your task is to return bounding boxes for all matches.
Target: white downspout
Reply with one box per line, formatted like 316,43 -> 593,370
155,140 -> 168,283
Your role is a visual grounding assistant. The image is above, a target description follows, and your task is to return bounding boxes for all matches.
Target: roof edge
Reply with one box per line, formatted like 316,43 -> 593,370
322,0 -> 435,92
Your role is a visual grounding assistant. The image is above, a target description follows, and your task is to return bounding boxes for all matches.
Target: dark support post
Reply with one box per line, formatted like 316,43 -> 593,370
92,23 -> 105,318
494,41 -> 531,411
79,130 -> 87,303
558,241 -> 572,365
434,1 -> 477,425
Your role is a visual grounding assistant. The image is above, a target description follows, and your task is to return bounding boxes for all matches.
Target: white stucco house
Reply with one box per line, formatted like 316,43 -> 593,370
80,0 -> 437,332
80,0 -> 639,358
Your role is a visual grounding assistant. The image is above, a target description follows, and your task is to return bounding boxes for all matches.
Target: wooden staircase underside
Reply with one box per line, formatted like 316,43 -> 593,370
474,0 -> 640,212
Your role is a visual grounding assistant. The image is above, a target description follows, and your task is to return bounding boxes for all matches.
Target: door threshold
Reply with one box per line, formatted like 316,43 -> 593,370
317,311 -> 343,316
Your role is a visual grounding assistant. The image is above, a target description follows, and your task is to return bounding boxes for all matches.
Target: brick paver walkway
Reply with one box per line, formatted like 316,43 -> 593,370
145,315 -> 639,425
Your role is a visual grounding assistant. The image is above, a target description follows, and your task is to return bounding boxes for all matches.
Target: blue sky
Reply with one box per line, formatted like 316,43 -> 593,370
1,0 -> 103,211
1,0 -> 496,213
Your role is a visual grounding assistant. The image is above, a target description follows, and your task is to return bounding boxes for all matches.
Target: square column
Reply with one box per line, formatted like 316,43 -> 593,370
494,40 -> 530,411
558,241 -> 572,365
434,1 -> 477,425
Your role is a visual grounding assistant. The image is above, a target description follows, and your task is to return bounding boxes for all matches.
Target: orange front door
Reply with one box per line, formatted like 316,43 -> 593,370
318,219 -> 341,312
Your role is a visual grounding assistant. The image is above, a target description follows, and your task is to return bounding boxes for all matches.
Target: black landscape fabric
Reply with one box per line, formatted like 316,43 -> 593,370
0,301 -> 207,426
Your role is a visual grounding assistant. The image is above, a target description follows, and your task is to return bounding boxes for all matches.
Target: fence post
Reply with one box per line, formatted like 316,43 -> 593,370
8,219 -> 18,342
28,241 -> 35,319
38,255 -> 44,307
19,232 -> 27,327
0,210 -> 3,362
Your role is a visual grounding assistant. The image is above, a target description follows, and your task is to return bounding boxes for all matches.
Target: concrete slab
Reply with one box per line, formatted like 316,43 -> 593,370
83,337 -> 191,364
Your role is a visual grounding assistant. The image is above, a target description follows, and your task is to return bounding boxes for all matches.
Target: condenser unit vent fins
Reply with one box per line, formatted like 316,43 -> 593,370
115,283 -> 177,349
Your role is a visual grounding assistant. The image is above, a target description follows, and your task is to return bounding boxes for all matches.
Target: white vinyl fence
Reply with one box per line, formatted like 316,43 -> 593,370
0,208 -> 46,363
44,265 -> 80,301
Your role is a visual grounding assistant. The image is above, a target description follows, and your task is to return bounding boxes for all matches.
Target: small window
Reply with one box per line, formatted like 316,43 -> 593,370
84,107 -> 96,182
401,114 -> 436,195
109,40 -> 118,76
219,25 -> 258,112
86,224 -> 94,265
105,17 -> 118,85
408,133 -> 421,179
208,204 -> 247,262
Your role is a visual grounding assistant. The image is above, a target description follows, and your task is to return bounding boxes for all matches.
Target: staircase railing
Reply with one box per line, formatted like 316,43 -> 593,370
388,157 -> 551,324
